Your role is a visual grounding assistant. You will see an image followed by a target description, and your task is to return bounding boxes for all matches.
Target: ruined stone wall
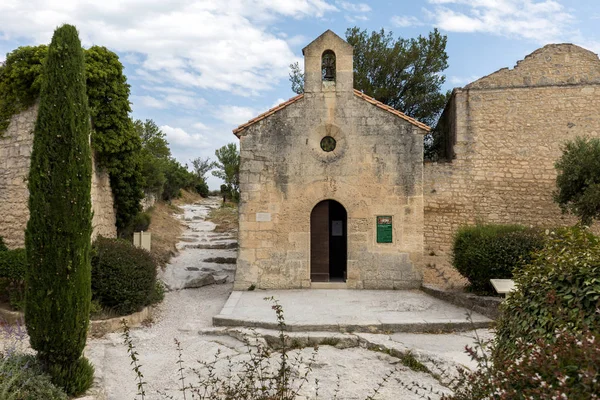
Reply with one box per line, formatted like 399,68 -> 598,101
0,105 -> 117,249
236,92 -> 425,290
423,44 -> 600,286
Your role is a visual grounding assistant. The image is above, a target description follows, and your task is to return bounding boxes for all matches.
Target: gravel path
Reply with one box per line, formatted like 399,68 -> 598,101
86,198 -> 478,399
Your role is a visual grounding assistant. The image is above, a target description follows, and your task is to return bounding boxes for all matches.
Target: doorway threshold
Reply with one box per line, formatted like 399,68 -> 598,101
311,281 -> 347,289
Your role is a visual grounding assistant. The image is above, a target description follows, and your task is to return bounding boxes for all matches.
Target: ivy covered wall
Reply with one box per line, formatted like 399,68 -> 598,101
0,45 -> 143,235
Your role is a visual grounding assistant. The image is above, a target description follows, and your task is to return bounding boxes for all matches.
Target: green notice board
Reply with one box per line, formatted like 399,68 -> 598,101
376,216 -> 393,243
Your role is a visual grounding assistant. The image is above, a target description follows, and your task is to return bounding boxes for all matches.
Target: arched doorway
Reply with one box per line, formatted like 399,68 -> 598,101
310,200 -> 347,282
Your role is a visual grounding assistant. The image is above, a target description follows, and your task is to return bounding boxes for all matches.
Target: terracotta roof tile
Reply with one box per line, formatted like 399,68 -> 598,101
352,89 -> 430,132
233,94 -> 304,137
232,90 -> 430,136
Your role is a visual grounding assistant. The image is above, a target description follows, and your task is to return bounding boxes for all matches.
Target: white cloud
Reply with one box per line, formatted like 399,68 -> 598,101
271,98 -> 287,108
449,75 -> 481,85
0,0 -> 337,95
160,125 -> 211,149
130,95 -> 166,109
192,122 -> 210,130
391,15 -> 424,27
425,0 -> 575,43
213,105 -> 257,126
336,1 -> 370,22
337,1 -> 371,12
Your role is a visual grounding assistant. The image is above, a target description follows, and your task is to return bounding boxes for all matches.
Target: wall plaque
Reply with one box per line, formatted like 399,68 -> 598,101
256,212 -> 271,222
376,216 -> 393,243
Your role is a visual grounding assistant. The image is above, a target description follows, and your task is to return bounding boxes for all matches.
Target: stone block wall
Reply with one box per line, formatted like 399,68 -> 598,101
423,44 -> 600,286
0,105 -> 117,249
236,91 -> 425,290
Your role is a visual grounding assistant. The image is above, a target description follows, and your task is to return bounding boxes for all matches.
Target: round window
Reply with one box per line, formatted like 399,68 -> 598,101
320,136 -> 336,152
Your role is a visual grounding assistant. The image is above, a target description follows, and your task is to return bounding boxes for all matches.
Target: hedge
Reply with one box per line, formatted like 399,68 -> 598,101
91,237 -> 157,316
452,224 -> 545,294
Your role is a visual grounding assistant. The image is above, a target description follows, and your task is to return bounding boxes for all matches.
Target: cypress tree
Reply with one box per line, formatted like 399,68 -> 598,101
25,24 -> 94,394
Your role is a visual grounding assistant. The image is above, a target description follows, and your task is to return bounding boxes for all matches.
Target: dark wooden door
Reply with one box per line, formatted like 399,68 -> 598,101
310,201 -> 329,282
311,200 -> 347,282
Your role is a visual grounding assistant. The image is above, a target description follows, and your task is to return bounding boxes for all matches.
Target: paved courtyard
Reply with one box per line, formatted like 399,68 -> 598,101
214,289 -> 492,333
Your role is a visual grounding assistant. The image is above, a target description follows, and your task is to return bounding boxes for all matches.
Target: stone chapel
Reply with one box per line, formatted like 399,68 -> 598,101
232,30 -> 429,290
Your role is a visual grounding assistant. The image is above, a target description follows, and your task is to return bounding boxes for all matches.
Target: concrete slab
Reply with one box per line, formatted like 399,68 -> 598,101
213,289 -> 493,333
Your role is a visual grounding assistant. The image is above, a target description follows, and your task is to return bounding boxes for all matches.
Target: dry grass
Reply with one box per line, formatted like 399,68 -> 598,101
208,202 -> 238,236
147,190 -> 204,268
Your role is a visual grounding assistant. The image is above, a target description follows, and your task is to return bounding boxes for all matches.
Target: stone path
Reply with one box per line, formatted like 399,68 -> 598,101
84,197 -> 490,400
214,289 -> 492,333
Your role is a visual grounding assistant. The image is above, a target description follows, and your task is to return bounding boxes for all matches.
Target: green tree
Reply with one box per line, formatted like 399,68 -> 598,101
289,27 -> 449,127
85,46 -> 144,234
0,45 -> 47,133
191,157 -> 213,198
212,143 -> 240,201
135,119 -> 170,196
25,24 -> 94,395
554,137 -> 600,225
135,119 -> 171,159
161,158 -> 195,201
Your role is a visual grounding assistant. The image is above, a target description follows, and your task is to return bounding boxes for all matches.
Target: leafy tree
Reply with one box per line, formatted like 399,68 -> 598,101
554,137 -> 600,225
212,143 -> 240,201
135,119 -> 171,159
191,157 -> 213,198
25,24 -> 94,395
135,119 -> 169,196
161,158 -> 196,201
289,27 -> 449,127
0,45 -> 47,133
85,46 -> 144,235
191,157 -> 213,179
289,61 -> 304,96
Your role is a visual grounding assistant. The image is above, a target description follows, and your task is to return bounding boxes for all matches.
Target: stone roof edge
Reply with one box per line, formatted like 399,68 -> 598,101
232,90 -> 431,137
232,94 -> 304,137
353,90 -> 431,132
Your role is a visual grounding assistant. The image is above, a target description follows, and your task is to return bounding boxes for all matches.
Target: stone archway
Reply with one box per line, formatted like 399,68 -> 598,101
310,199 -> 347,282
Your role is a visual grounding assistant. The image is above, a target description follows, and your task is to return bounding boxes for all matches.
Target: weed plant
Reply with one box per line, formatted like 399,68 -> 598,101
122,297 -> 401,399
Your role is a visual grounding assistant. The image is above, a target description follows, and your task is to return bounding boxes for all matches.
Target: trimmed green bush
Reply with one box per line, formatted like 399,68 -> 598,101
24,24 -> 93,395
0,354 -> 68,400
495,226 -> 600,358
452,224 -> 545,293
0,249 -> 27,310
91,237 -> 157,315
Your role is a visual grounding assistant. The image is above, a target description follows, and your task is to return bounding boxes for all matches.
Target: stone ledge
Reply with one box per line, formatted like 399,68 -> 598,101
212,315 -> 491,334
421,284 -> 502,320
0,305 -> 153,337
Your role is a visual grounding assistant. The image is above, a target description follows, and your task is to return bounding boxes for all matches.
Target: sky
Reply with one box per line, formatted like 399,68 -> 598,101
1,0 -> 599,189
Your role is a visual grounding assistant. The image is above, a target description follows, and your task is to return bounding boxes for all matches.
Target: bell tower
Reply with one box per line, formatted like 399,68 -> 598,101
302,30 -> 354,94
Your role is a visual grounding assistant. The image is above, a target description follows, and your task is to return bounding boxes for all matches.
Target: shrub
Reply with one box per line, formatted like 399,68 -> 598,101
554,136 -> 600,225
445,329 -> 600,400
0,354 -> 68,400
452,224 -> 545,294
46,356 -> 95,397
0,249 -> 27,310
25,24 -> 93,395
494,226 -> 600,358
148,280 -> 165,306
0,237 -> 7,252
121,211 -> 152,239
91,237 -> 157,315
195,180 -> 209,198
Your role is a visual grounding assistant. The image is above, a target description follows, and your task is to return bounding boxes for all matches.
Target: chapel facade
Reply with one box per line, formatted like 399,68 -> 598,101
232,30 -> 429,290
